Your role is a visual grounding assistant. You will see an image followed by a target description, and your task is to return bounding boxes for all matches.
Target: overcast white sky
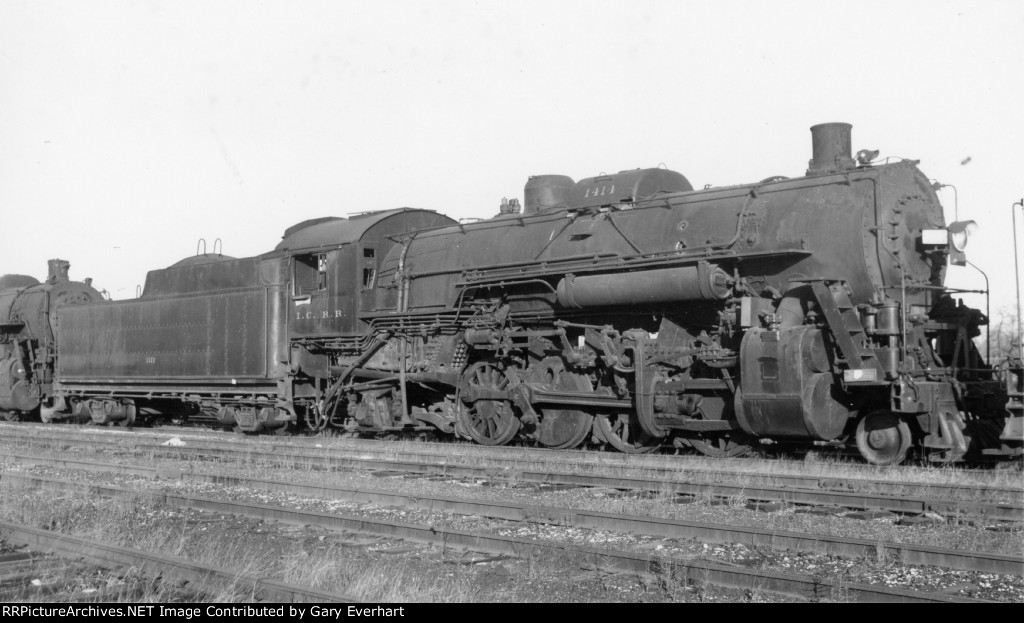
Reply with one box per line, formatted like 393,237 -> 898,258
1,0 -> 1022,325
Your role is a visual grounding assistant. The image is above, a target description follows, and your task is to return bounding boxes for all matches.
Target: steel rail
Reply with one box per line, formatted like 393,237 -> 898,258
0,519 -> 357,603
5,453 -> 1021,576
0,472 -> 989,603
0,553 -> 100,601
4,424 -> 1019,495
5,432 -> 1018,520
4,421 -> 1013,484
208,440 -> 1024,499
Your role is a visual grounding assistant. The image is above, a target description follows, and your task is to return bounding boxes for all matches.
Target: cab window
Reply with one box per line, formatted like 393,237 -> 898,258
361,248 -> 376,290
294,253 -> 327,295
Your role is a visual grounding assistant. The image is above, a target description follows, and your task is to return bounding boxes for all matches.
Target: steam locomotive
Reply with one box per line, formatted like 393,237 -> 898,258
2,123 -> 1021,465
0,261 -> 104,422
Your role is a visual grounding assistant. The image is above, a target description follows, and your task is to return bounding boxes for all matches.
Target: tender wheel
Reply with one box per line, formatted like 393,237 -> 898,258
113,403 -> 136,427
687,431 -> 755,458
457,360 -> 521,446
529,357 -> 593,449
593,412 -> 661,454
856,411 -> 912,465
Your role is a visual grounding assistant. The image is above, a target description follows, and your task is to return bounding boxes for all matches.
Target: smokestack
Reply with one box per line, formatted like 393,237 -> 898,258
47,259 -> 70,284
807,122 -> 855,175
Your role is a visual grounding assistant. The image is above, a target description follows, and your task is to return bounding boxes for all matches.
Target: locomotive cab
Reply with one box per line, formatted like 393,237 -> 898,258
285,242 -> 379,335
276,208 -> 456,341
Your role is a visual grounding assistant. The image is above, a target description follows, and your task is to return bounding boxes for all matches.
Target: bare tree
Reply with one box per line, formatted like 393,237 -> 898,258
985,307 -> 1022,366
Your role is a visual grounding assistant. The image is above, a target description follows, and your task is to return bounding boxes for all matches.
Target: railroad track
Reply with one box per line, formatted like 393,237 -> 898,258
0,549 -> 140,602
5,431 -> 1020,521
193,441 -> 1024,502
0,520 -> 355,602
0,471 -> 994,603
4,418 -> 1011,481
3,453 -> 1021,576
5,425 -> 1018,503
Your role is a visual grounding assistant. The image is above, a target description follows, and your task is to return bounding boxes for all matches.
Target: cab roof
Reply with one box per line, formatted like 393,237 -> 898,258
275,208 -> 449,252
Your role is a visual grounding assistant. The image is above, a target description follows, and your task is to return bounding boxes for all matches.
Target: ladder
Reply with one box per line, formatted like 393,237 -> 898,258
808,280 -> 884,376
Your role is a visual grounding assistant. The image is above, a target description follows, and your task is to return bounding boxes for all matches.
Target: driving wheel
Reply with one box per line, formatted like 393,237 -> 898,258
457,360 -> 521,446
529,357 -> 593,449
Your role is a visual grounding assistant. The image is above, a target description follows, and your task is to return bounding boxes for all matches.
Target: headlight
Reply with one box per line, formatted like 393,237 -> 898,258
947,220 -> 978,252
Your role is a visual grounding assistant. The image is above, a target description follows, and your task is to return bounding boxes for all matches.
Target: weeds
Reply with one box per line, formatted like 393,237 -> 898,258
0,479 -> 488,602
281,548 -> 476,602
874,540 -> 888,566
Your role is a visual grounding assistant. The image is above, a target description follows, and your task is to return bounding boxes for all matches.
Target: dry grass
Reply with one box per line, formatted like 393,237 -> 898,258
6,443 -> 1022,557
0,566 -> 197,603
280,548 -> 477,602
0,479 -> 488,602
0,482 -> 277,602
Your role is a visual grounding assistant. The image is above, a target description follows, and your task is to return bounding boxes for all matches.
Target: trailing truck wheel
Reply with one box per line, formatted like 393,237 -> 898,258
457,360 -> 521,446
855,411 -> 912,466
272,422 -> 293,436
687,431 -> 755,458
593,412 -> 661,454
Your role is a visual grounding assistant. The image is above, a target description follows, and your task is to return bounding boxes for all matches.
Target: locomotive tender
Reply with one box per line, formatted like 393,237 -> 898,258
53,208 -> 455,432
1,122 -> 1020,465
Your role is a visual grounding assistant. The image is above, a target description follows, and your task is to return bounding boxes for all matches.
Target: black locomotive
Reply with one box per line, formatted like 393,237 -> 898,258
0,260 -> 104,422
2,123 -> 1020,465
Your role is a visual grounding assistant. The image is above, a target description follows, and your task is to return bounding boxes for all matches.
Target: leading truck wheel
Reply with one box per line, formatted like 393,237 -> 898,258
856,411 -> 912,465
